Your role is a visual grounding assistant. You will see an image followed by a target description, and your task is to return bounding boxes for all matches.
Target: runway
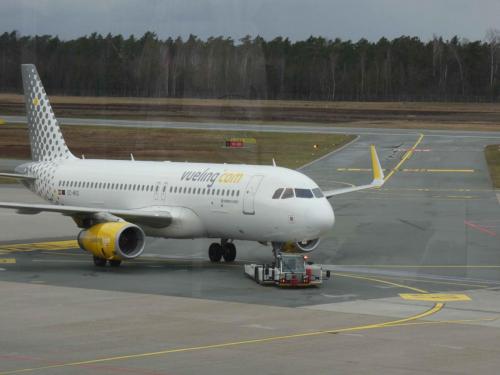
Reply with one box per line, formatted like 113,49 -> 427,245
1,123 -> 500,374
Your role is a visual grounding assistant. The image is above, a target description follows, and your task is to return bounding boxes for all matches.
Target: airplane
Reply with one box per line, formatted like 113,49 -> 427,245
0,64 -> 385,267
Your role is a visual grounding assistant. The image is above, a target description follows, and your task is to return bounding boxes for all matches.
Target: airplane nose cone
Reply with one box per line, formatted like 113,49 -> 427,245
305,201 -> 335,236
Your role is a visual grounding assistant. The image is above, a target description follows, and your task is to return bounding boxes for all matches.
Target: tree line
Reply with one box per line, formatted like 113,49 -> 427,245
1,30 -> 500,101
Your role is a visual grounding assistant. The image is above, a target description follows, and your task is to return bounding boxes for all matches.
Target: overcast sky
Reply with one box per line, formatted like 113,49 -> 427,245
2,0 -> 500,42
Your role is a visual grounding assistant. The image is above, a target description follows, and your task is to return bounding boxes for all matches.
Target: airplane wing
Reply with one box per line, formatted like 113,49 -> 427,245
0,202 -> 172,228
0,173 -> 36,181
323,145 -> 385,198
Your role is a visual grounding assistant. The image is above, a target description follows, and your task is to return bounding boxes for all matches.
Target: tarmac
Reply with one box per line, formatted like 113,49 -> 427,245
1,122 -> 500,374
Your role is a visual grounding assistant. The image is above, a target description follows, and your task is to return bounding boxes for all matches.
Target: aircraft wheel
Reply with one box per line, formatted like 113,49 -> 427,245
208,243 -> 223,262
109,259 -> 122,267
222,243 -> 236,262
93,256 -> 107,267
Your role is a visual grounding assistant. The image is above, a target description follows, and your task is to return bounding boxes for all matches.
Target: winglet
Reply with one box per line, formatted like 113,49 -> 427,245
370,145 -> 384,187
320,145 -> 385,198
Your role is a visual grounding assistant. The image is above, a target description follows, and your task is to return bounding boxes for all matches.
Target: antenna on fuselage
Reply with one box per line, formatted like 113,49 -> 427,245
272,158 -> 277,167
130,153 -> 135,161
81,154 -> 85,159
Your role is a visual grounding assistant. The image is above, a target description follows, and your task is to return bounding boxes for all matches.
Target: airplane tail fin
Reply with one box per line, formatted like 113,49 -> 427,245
21,64 -> 74,162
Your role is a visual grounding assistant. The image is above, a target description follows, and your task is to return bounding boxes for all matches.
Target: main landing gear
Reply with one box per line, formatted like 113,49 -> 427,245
208,240 -> 236,263
93,256 -> 122,267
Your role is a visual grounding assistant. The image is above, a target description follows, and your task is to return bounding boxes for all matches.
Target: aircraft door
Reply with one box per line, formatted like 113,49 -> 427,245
154,182 -> 161,200
242,175 -> 264,215
161,182 -> 168,201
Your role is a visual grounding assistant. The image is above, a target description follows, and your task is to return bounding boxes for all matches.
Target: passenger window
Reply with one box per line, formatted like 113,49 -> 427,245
312,188 -> 324,198
295,188 -> 313,198
272,188 -> 284,199
281,188 -> 294,199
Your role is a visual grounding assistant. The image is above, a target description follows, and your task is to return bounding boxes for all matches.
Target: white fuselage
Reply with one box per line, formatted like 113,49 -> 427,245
17,158 -> 335,243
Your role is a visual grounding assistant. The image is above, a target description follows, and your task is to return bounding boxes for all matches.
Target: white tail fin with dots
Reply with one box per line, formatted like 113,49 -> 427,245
21,64 -> 75,162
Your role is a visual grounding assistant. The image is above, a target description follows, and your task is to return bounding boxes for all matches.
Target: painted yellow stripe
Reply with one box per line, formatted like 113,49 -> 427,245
404,168 -> 475,173
0,272 -> 443,375
0,303 -> 443,375
336,168 -> 374,172
384,133 -> 424,183
0,118 -> 5,125
0,258 -> 16,264
338,168 -> 474,173
338,264 -> 500,268
426,169 -> 474,173
400,293 -> 471,302
0,240 -> 78,253
332,272 -> 428,293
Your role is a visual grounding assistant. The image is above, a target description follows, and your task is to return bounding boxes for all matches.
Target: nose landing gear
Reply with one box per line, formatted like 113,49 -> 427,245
208,240 -> 236,262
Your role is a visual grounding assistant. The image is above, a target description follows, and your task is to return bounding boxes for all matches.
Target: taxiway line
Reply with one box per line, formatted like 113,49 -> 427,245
0,271 -> 444,375
383,133 -> 424,184
337,168 -> 474,173
464,220 -> 497,237
334,264 -> 500,269
0,305 -> 444,375
0,240 -> 78,253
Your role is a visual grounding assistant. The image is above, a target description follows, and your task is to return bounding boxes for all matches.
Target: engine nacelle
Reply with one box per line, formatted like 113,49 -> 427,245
77,222 -> 145,260
282,238 -> 321,253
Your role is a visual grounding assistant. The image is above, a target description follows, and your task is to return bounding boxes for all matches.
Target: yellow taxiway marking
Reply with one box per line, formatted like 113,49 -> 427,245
404,168 -> 475,173
0,118 -> 5,125
0,240 -> 78,253
0,305 -> 446,375
0,258 -> 16,264
400,293 -> 471,302
337,167 -> 474,173
337,168 -> 388,172
332,272 -> 428,293
0,272 -> 445,375
385,133 -> 424,184
338,264 -> 500,269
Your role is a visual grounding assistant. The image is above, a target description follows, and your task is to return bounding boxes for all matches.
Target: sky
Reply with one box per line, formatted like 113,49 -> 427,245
2,0 -> 500,42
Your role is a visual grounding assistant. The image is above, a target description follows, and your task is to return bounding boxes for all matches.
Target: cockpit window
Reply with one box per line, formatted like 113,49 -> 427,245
281,188 -> 294,199
295,188 -> 314,198
272,188 -> 284,199
312,188 -> 324,198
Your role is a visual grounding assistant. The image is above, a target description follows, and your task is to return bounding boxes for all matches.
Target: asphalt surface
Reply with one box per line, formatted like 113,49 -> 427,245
1,122 -> 500,374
